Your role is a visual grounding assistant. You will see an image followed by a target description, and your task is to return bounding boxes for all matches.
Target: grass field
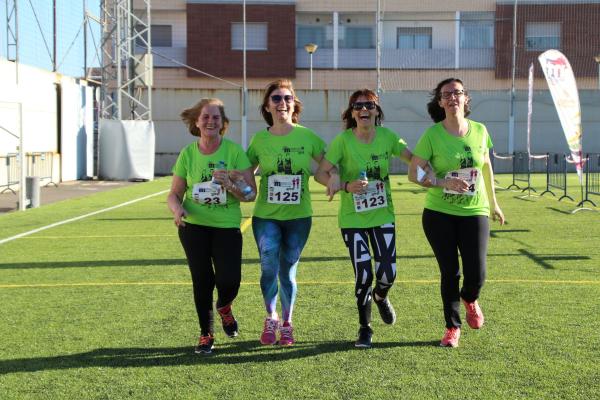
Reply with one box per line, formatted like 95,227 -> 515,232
0,174 -> 598,399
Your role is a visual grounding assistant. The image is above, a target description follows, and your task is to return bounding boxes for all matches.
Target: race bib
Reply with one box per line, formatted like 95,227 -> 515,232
267,174 -> 301,204
443,167 -> 480,196
192,181 -> 227,205
353,180 -> 387,212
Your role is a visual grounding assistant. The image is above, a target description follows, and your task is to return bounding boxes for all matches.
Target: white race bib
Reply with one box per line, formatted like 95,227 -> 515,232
267,174 -> 301,204
443,167 -> 480,196
192,181 -> 227,205
353,180 -> 388,212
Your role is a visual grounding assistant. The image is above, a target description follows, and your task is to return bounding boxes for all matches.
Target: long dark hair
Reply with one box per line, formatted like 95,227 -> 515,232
341,89 -> 384,130
426,78 -> 471,123
260,79 -> 303,126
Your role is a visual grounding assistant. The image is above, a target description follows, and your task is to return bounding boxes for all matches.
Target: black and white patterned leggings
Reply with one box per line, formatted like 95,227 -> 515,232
341,223 -> 397,326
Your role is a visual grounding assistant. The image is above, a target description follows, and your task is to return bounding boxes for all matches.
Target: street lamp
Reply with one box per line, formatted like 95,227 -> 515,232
595,54 -> 600,90
304,43 -> 318,90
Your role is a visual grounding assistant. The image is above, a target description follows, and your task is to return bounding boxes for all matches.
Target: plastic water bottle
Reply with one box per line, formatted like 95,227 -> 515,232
212,161 -> 226,189
233,176 -> 255,201
359,170 -> 368,183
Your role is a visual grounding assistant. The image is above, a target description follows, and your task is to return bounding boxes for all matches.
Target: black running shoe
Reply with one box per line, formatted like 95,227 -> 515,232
195,334 -> 215,354
218,307 -> 239,338
355,326 -> 373,349
374,296 -> 396,325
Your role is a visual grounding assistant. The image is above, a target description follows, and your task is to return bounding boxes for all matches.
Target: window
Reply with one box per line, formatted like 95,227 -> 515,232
297,26 -> 329,49
397,27 -> 432,49
340,27 -> 374,49
135,25 -> 172,47
231,23 -> 268,50
525,22 -> 560,51
460,12 -> 494,49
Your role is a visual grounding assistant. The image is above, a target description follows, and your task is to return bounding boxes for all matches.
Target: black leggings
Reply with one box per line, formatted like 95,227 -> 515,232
422,209 -> 489,328
341,223 -> 397,327
178,223 -> 242,335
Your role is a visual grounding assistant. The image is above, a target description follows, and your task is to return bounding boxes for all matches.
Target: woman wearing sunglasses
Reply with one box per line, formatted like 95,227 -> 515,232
315,89 -> 413,348
247,79 -> 326,346
408,78 -> 505,348
167,98 -> 257,354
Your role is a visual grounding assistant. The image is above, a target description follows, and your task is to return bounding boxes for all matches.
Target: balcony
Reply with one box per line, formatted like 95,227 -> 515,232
296,48 -> 494,69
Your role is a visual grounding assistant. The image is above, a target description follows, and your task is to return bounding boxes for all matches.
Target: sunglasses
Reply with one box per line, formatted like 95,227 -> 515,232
270,94 -> 294,103
352,101 -> 376,110
440,90 -> 465,99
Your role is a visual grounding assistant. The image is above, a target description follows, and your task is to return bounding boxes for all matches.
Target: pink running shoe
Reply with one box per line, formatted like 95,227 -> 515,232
260,318 -> 279,345
462,299 -> 484,329
440,327 -> 461,348
279,323 -> 295,346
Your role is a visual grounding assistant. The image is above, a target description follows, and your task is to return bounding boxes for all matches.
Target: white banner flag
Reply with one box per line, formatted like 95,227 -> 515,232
538,50 -> 584,182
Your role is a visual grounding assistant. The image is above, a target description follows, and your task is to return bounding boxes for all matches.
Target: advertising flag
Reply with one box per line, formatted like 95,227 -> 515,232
538,50 -> 584,182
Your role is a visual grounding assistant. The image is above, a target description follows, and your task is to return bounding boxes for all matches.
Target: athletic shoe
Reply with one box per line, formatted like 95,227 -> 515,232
279,323 -> 295,346
355,326 -> 373,349
217,305 -> 239,338
440,327 -> 461,348
374,295 -> 396,325
462,299 -> 484,329
195,334 -> 215,354
260,317 -> 279,345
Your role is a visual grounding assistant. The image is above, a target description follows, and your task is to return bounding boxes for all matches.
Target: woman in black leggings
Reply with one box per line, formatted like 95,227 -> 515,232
167,98 -> 256,354
408,78 -> 505,348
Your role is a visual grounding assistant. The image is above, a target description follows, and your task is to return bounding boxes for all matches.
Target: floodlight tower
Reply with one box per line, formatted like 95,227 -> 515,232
100,0 -> 153,120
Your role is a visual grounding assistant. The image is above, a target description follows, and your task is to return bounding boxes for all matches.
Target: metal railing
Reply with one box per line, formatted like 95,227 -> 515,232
578,153 -> 599,207
0,152 -> 58,193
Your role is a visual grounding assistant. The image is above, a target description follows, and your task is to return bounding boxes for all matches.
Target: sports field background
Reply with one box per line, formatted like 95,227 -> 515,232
0,174 -> 598,399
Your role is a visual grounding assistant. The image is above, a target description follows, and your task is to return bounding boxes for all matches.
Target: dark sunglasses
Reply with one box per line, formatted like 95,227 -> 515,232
270,94 -> 294,103
352,101 -> 376,110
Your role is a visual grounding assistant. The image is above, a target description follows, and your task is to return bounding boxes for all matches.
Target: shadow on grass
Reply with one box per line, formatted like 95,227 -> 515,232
545,207 -> 573,215
518,248 -> 590,270
1,253 -> 533,270
490,229 -> 530,238
0,339 -> 439,373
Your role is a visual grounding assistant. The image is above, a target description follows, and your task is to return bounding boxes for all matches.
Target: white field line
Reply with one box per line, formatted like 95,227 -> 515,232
1,279 -> 600,289
0,190 -> 170,246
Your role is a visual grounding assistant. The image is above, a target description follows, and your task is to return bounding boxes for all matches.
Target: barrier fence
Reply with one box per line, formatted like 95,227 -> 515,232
0,152 -> 58,193
541,153 -> 573,202
578,153 -> 600,208
0,154 -> 19,194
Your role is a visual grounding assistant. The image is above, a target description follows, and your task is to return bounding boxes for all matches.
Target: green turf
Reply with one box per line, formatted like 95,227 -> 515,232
0,174 -> 598,399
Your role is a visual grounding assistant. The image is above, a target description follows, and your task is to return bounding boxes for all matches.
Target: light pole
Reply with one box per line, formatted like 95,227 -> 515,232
595,55 -> 600,90
304,43 -> 318,89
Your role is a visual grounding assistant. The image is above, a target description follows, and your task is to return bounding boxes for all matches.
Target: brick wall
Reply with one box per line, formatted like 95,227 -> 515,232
495,3 -> 600,78
186,3 -> 296,78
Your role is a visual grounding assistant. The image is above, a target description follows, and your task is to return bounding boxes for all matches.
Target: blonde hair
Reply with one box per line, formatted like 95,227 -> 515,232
180,98 -> 230,136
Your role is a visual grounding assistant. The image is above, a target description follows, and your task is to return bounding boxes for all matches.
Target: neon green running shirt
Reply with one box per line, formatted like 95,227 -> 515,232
325,126 -> 408,229
247,124 -> 326,220
172,138 -> 251,228
413,120 -> 493,217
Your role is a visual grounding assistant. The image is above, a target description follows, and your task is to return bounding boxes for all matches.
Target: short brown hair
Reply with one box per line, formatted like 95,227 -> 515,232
260,79 -> 303,126
341,89 -> 384,130
180,98 -> 229,137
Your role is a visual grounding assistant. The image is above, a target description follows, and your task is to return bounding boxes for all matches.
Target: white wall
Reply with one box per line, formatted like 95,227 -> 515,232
0,58 -> 94,186
151,87 -> 600,174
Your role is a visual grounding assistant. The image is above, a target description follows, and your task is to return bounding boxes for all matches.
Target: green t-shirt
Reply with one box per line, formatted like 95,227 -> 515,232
325,126 -> 408,229
413,120 -> 493,217
247,124 -> 326,220
172,138 -> 251,228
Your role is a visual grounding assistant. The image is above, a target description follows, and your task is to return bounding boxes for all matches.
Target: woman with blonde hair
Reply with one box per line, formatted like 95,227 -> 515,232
167,98 -> 256,354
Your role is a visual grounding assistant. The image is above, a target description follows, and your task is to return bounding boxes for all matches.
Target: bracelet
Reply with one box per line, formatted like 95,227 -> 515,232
344,181 -> 349,193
